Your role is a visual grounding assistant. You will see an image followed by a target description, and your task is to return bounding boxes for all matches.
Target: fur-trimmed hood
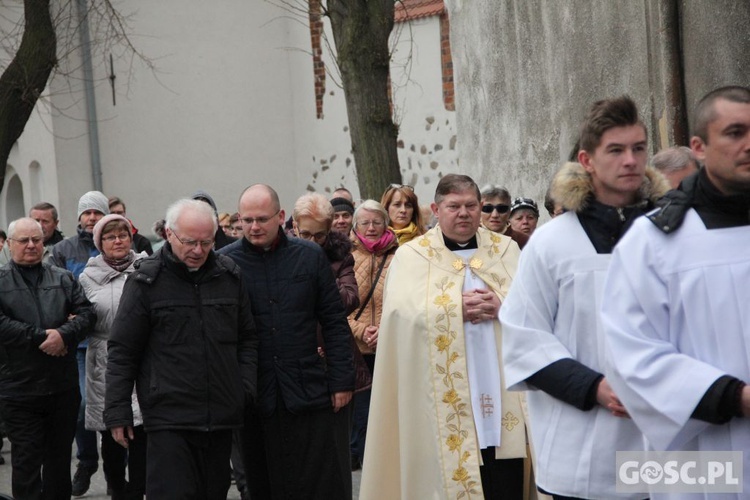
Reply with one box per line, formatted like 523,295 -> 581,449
550,161 -> 670,213
323,229 -> 354,263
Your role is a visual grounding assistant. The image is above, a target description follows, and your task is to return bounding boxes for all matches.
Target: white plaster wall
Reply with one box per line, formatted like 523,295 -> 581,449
9,2 -> 455,234
391,16 -> 458,206
50,0 -> 309,234
291,14 -> 457,207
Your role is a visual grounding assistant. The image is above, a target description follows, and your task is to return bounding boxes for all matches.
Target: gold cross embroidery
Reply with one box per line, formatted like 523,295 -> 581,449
502,411 -> 519,431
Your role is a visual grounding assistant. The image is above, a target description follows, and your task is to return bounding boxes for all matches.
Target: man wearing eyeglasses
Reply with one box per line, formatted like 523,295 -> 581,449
104,199 -> 258,498
219,184 -> 355,500
0,217 -> 96,499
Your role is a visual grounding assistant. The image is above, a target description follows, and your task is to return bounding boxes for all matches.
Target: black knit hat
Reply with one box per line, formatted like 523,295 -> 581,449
330,197 -> 355,215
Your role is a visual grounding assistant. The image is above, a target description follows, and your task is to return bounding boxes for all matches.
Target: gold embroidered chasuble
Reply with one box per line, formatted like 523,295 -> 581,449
359,226 -> 526,500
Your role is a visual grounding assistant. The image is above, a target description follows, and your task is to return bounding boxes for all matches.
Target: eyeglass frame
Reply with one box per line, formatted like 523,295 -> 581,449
170,230 -> 214,250
240,209 -> 281,226
101,232 -> 132,243
296,229 -> 329,242
356,219 -> 386,228
9,236 -> 43,245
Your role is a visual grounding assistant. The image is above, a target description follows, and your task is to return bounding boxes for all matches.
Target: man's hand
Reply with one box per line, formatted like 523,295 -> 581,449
331,391 -> 353,413
739,386 -> 750,417
111,425 -> 135,448
363,325 -> 379,349
596,378 -> 629,418
461,289 -> 501,324
39,329 -> 67,357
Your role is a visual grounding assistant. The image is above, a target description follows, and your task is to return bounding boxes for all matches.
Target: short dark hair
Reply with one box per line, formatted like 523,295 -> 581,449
434,174 -> 481,204
30,202 -> 58,222
693,86 -> 750,143
579,96 -> 645,153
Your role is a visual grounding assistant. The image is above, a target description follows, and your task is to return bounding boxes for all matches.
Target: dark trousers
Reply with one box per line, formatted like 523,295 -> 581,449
244,396 -> 352,500
100,426 -> 147,496
350,353 -> 375,464
479,447 -> 524,500
0,388 -> 80,500
146,429 -> 232,500
76,348 -> 99,467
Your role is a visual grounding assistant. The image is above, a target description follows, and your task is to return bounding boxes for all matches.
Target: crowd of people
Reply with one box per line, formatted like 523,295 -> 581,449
0,84 -> 747,500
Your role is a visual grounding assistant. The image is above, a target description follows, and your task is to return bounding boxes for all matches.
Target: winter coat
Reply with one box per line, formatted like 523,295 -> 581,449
0,261 -> 96,396
324,230 -> 359,315
50,227 -> 99,279
347,233 -> 398,355
219,231 -> 355,416
79,252 -> 146,431
104,245 -> 258,432
550,162 -> 670,254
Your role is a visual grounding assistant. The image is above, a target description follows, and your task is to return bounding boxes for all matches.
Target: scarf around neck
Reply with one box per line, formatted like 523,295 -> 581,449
355,229 -> 396,254
104,249 -> 136,272
391,221 -> 420,245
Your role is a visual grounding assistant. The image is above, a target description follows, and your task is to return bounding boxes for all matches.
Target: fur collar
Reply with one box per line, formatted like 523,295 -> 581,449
324,230 -> 353,262
550,161 -> 670,212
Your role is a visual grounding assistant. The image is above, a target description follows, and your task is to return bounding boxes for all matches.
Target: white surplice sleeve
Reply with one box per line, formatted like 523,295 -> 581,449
602,219 -> 725,450
499,230 -> 572,392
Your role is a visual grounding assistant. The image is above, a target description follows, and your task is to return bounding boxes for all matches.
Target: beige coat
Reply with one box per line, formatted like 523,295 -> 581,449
347,234 -> 398,354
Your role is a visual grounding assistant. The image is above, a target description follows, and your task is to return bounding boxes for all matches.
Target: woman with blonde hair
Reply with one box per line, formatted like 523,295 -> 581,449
380,184 -> 425,245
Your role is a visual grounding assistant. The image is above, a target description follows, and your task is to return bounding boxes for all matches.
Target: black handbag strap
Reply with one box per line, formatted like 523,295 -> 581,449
354,255 -> 388,321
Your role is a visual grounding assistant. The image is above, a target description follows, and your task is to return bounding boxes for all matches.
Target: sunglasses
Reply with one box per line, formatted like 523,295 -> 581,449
481,203 -> 511,214
387,183 -> 414,191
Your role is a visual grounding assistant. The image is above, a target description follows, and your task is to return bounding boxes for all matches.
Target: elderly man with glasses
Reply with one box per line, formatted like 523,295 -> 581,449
0,217 -> 96,499
104,199 -> 258,499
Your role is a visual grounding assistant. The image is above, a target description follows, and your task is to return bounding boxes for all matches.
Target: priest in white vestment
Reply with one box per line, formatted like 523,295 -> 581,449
603,86 -> 750,500
359,174 -> 527,500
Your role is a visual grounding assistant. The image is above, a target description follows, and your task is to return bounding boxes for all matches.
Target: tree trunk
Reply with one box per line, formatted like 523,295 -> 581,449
0,0 -> 57,191
327,0 -> 401,201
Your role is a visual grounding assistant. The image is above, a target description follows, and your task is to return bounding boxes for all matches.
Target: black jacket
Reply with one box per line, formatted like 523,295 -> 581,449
219,231 -> 355,416
103,244 -> 258,432
0,261 -> 96,396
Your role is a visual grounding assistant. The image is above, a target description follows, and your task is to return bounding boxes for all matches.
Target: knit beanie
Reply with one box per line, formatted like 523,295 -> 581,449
330,197 -> 355,215
77,191 -> 110,221
92,214 -> 132,252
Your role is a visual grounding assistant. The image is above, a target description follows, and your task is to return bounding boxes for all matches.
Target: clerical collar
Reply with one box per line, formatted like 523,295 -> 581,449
442,233 -> 478,251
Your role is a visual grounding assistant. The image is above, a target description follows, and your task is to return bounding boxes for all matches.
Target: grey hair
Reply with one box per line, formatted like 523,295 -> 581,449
164,199 -> 218,234
7,217 -> 43,240
480,184 -> 511,201
651,146 -> 698,173
353,199 -> 389,229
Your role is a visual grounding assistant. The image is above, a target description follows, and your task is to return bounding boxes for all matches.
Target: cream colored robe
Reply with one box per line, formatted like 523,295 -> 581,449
360,226 -> 526,500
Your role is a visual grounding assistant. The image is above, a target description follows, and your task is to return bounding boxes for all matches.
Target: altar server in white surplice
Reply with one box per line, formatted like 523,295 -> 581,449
360,174 -> 528,500
603,86 -> 750,500
500,96 -> 669,499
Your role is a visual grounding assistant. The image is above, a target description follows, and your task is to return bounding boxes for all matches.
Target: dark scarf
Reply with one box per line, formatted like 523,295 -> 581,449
103,250 -> 137,273
693,168 -> 750,229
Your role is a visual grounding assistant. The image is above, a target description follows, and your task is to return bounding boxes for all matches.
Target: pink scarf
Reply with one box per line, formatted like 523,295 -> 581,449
355,229 -> 396,254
